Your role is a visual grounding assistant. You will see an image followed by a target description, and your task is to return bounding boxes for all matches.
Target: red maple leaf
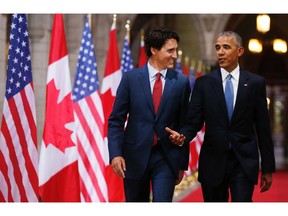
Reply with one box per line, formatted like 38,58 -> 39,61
43,80 -> 75,152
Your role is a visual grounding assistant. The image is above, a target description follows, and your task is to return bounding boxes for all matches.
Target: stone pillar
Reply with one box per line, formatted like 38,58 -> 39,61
0,14 -> 8,126
193,14 -> 230,65
65,14 -> 85,85
28,14 -> 52,145
92,14 -> 116,86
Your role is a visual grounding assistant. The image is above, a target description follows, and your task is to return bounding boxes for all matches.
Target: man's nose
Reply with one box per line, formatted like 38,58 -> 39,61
172,51 -> 177,59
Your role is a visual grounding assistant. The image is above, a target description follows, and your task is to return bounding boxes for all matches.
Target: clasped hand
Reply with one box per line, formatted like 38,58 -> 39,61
165,127 -> 186,146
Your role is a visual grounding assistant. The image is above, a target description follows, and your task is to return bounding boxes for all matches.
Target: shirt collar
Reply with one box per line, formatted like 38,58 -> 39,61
148,61 -> 167,78
221,65 -> 240,82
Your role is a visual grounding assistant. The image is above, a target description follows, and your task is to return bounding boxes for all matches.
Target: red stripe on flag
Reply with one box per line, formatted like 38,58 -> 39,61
77,137 -> 106,202
1,116 -> 27,202
86,95 -> 104,137
8,97 -> 38,198
79,176 -> 92,202
74,102 -> 106,170
20,89 -> 37,149
0,149 -> 13,202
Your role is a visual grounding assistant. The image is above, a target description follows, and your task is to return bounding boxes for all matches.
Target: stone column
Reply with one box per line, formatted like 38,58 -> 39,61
0,14 -> 8,126
28,14 -> 52,146
65,14 -> 85,85
193,14 -> 230,65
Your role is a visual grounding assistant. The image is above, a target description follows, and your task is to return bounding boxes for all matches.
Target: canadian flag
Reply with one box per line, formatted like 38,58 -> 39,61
138,31 -> 146,67
100,19 -> 125,202
38,14 -> 80,202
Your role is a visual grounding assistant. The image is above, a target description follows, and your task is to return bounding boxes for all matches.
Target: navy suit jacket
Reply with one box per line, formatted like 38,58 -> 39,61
108,65 -> 191,180
181,68 -> 276,186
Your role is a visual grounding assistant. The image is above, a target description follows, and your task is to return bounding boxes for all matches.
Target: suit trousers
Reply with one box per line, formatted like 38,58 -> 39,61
201,149 -> 255,202
123,144 -> 176,202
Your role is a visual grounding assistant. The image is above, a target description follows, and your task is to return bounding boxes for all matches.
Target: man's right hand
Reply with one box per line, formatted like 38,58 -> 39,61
111,156 -> 126,178
165,127 -> 186,146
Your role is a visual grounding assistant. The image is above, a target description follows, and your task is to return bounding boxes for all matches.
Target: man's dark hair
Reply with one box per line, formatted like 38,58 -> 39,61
144,27 -> 180,58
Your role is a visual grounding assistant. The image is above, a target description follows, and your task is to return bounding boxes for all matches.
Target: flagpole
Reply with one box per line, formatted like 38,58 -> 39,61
125,19 -> 130,44
88,14 -> 92,29
141,29 -> 144,42
185,56 -> 189,67
177,49 -> 182,64
113,14 -> 117,26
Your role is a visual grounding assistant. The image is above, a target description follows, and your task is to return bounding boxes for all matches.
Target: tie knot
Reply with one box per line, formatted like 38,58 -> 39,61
156,72 -> 162,80
227,74 -> 232,80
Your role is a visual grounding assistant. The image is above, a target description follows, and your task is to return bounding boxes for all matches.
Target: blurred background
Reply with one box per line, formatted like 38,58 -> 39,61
0,13 -> 287,202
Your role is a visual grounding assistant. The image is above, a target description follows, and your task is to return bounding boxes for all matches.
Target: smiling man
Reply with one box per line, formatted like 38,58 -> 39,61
108,27 -> 191,202
166,31 -> 276,202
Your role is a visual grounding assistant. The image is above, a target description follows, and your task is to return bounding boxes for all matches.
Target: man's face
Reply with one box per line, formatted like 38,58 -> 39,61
215,36 -> 244,72
152,38 -> 178,70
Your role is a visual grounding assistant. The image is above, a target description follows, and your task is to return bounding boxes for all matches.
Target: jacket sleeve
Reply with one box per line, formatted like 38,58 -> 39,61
255,77 -> 276,173
107,72 -> 130,163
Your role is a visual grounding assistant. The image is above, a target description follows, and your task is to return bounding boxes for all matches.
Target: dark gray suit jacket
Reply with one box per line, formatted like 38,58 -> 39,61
181,68 -> 276,186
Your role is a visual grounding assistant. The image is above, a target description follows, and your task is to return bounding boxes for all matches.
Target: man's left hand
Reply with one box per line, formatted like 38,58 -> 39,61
260,173 -> 273,192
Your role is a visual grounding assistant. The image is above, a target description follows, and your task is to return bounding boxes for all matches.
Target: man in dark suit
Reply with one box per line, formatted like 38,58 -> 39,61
166,31 -> 276,202
108,27 -> 191,202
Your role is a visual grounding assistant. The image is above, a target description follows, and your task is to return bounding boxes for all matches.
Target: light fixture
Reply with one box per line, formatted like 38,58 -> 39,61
248,39 -> 262,53
273,39 -> 287,53
250,15 -> 287,54
256,14 -> 270,34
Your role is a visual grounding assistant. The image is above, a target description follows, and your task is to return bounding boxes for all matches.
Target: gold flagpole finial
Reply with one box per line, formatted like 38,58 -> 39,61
125,19 -> 131,43
177,50 -> 182,62
141,29 -> 144,41
184,56 -> 189,65
113,14 -> 117,24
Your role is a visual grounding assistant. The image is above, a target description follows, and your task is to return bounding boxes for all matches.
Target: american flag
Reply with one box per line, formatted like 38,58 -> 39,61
72,16 -> 108,202
189,62 -> 195,93
121,35 -> 134,74
185,60 -> 205,176
175,57 -> 183,73
0,14 -> 38,202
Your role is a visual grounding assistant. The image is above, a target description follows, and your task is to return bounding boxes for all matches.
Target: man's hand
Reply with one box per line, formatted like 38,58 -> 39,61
260,173 -> 273,192
111,156 -> 126,178
175,170 -> 185,185
165,127 -> 186,146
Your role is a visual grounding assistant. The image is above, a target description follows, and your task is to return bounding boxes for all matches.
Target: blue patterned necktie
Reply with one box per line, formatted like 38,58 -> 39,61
225,74 -> 234,120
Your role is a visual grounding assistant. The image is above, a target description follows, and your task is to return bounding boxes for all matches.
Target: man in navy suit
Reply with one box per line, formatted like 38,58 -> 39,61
166,31 -> 276,202
108,27 -> 191,202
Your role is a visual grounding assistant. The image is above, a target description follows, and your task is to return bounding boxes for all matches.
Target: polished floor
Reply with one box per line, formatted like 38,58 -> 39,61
178,170 -> 288,202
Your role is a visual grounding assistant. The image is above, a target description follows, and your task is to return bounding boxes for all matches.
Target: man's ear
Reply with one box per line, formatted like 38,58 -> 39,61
238,46 -> 245,57
151,47 -> 158,55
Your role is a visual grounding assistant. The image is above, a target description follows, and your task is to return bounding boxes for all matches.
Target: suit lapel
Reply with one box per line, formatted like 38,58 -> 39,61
156,69 -> 176,120
138,66 -> 155,114
233,69 -> 250,116
211,69 -> 228,118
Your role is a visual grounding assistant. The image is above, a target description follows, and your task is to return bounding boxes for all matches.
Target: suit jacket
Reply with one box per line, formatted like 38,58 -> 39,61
108,65 -> 191,180
181,68 -> 276,186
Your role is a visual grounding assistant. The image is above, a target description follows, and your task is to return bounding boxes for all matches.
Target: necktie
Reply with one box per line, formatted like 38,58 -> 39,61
152,72 -> 162,114
225,74 -> 234,121
152,72 -> 162,145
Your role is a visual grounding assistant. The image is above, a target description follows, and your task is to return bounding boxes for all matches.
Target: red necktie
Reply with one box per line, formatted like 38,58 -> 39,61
152,72 -> 162,145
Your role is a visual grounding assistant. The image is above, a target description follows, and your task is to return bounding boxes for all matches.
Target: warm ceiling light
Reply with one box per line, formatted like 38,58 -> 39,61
248,39 -> 262,53
257,14 -> 270,34
273,39 -> 287,53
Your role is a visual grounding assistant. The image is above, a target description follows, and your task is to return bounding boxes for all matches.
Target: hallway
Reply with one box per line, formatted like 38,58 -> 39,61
178,170 -> 288,202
